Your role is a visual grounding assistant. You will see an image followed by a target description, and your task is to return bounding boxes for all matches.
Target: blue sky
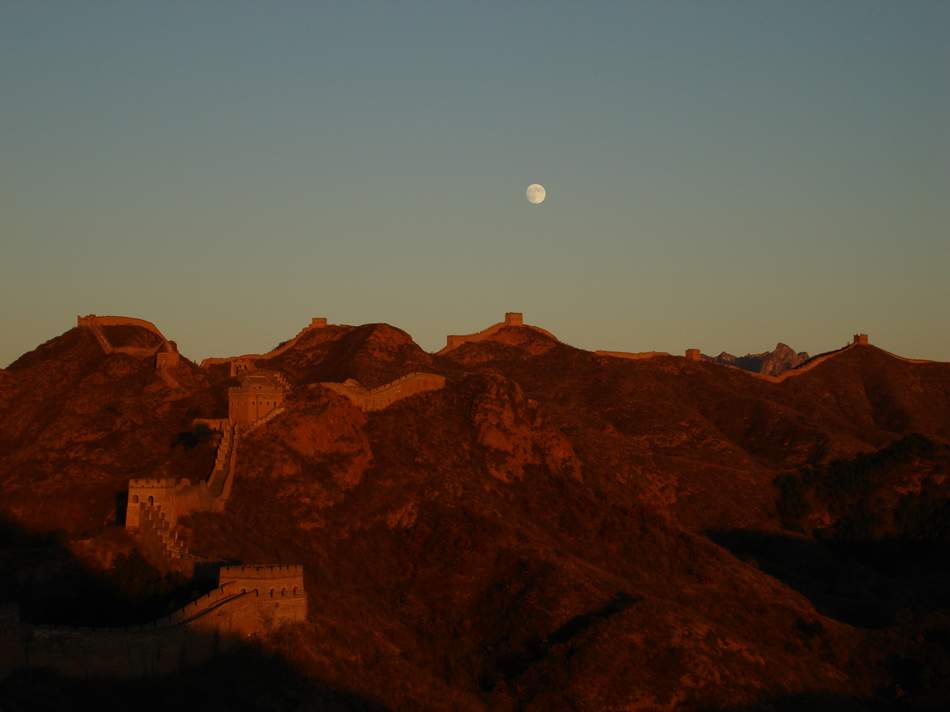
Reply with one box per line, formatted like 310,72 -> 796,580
2,1 -> 948,365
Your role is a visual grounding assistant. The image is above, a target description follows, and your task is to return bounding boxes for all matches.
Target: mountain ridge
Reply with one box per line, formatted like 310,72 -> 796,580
2,314 -> 950,708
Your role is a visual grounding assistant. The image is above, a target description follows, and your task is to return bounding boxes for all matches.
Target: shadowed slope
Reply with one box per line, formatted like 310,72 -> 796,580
3,318 -> 950,708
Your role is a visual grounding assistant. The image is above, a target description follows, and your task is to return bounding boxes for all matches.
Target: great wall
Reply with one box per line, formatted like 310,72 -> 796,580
199,316 -> 329,374
322,372 -> 446,412
0,566 -> 306,678
6,313 -> 940,681
596,333 -> 898,383
438,311 -> 560,353
77,314 -> 182,388
443,316 -> 904,386
2,315 -> 459,681
1,320 -> 309,680
78,314 -> 181,366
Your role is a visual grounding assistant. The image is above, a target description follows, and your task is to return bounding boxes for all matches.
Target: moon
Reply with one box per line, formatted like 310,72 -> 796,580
526,183 -> 546,205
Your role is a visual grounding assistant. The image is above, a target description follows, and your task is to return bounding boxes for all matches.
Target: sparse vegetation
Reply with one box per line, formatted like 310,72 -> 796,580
172,423 -> 213,450
775,434 -> 940,537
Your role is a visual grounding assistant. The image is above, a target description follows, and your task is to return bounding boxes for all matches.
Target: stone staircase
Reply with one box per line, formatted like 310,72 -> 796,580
136,503 -> 195,575
243,406 -> 285,434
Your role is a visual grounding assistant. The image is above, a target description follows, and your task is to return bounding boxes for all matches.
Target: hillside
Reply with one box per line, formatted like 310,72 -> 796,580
2,317 -> 950,710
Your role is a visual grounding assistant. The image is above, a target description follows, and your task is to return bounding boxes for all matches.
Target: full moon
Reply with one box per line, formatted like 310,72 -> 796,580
526,183 -> 546,205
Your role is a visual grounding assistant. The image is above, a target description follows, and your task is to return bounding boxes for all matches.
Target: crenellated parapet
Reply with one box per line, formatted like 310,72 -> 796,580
2,564 -> 308,678
136,504 -> 194,575
322,372 -> 446,412
218,565 -> 308,621
220,564 -> 305,578
439,312 -> 559,354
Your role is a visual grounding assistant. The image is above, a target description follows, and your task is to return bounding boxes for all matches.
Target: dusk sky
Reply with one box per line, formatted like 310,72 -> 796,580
2,1 -> 948,366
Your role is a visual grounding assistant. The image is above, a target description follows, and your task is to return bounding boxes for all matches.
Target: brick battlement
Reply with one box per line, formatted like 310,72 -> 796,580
219,564 -> 304,579
129,478 -> 179,489
5,564 -> 308,678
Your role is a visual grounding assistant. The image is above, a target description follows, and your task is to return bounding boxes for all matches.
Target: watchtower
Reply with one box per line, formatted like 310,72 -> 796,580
504,312 -> 524,326
155,342 -> 180,369
853,333 -> 869,345
126,478 -> 181,529
310,317 -> 328,328
685,348 -> 702,362
218,564 -> 308,628
229,358 -> 256,378
228,371 -> 289,425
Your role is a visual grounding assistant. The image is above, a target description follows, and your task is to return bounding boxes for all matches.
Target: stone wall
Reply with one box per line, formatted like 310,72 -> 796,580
219,565 -> 305,599
76,314 -> 171,359
595,350 -> 670,361
322,372 -> 446,412
126,478 -> 181,529
200,317 -> 330,371
136,503 -> 194,575
439,312 -> 559,354
1,568 -> 307,679
242,407 -> 285,435
127,422 -> 239,569
206,423 -> 237,499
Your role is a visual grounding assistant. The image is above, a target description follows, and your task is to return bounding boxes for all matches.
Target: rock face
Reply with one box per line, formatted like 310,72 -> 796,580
714,342 -> 810,376
2,318 -> 950,709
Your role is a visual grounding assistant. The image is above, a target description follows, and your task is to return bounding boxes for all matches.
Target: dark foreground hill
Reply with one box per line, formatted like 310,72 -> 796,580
2,318 -> 950,710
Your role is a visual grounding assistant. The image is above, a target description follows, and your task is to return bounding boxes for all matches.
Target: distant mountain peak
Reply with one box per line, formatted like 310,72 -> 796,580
712,342 -> 809,376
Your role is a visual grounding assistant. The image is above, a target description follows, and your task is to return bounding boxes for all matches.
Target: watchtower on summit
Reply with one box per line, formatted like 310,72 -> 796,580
228,371 -> 289,425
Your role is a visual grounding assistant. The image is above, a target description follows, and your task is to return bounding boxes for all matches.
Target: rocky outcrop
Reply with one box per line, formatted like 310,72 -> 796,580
712,342 -> 809,376
472,375 -> 581,483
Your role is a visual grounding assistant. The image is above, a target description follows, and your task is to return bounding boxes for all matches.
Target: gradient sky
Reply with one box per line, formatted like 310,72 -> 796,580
2,1 -> 948,367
